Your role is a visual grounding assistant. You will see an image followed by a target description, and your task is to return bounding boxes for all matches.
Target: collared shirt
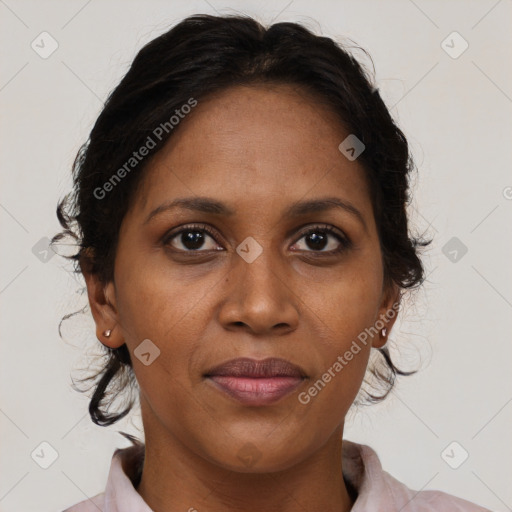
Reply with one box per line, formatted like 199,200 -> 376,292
63,439 -> 491,511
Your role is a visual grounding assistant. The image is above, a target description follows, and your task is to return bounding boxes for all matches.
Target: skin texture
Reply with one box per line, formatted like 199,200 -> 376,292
83,83 -> 400,512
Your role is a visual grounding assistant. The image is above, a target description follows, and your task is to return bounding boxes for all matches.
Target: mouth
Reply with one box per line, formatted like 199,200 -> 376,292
204,357 -> 307,406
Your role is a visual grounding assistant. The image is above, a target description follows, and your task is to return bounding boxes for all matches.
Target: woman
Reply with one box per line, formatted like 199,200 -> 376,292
55,13 -> 491,511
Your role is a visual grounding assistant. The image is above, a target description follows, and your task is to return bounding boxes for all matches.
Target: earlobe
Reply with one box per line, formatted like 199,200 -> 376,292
372,328 -> 388,350
98,324 -> 125,349
82,268 -> 125,349
374,283 -> 400,349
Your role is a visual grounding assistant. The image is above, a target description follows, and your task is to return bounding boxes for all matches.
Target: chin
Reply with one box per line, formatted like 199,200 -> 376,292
204,439 -> 310,474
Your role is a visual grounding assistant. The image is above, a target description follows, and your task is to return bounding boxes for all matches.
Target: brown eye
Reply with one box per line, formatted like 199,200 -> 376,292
292,225 -> 351,254
163,224 -> 222,252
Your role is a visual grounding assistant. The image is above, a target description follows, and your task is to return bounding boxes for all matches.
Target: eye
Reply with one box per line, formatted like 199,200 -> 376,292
162,224 -> 223,252
291,224 -> 351,254
162,223 -> 351,255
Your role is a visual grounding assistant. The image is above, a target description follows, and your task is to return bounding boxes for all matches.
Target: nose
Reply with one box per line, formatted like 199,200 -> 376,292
217,246 -> 300,336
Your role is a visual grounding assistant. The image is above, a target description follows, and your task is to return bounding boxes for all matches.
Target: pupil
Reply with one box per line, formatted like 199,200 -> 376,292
306,232 -> 327,251
180,230 -> 329,251
182,231 -> 204,250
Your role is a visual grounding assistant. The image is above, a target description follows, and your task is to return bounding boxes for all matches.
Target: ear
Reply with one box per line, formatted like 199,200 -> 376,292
80,252 -> 124,349
372,281 -> 401,349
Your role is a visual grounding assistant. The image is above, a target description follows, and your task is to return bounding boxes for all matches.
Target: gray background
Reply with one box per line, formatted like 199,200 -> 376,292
1,0 -> 511,510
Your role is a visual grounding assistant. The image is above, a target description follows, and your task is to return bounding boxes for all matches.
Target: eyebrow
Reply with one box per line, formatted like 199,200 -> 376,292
144,196 -> 367,231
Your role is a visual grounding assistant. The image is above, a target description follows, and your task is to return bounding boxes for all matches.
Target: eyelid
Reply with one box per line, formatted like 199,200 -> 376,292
162,222 -> 351,252
292,223 -> 351,252
294,223 -> 348,241
162,223 -> 221,247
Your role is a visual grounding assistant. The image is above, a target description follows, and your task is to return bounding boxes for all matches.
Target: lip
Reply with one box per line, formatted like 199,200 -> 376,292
204,357 -> 307,406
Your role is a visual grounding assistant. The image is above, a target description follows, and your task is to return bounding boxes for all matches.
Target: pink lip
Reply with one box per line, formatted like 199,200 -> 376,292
207,375 -> 304,406
204,357 -> 307,406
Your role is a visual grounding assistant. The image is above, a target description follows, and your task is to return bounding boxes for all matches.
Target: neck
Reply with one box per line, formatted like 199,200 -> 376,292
136,414 -> 355,512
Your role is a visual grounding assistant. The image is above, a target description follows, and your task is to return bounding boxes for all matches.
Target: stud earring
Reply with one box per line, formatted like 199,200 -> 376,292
381,327 -> 387,337
103,329 -> 112,338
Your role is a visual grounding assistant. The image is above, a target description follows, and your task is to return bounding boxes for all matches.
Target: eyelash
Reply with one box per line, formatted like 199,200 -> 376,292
162,223 -> 352,255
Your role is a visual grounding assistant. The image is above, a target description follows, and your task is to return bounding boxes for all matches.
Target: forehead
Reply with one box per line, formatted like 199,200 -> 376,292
132,83 -> 372,222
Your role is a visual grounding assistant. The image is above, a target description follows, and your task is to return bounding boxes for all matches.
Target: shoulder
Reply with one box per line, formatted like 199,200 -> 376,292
61,437 -> 146,512
381,469 -> 492,511
343,440 -> 492,511
62,491 -> 105,511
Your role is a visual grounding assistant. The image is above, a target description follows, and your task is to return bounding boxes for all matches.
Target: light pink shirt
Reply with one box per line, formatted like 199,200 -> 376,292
63,440 -> 491,511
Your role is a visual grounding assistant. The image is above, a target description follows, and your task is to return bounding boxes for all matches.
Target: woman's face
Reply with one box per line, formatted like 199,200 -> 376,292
87,83 -> 399,472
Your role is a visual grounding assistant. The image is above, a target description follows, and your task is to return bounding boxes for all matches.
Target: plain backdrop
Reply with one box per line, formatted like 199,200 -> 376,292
1,1 -> 511,511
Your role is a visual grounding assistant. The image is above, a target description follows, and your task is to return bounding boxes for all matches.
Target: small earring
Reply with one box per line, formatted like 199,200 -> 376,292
381,327 -> 387,337
103,329 -> 112,338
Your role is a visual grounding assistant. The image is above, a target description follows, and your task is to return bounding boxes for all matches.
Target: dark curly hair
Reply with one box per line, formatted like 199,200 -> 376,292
51,13 -> 431,427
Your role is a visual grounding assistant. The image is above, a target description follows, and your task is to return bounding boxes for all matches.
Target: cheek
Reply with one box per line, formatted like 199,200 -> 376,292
297,313 -> 373,431
113,254 -> 214,391
302,253 -> 383,345
115,240 -> 215,336
296,256 -> 382,413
